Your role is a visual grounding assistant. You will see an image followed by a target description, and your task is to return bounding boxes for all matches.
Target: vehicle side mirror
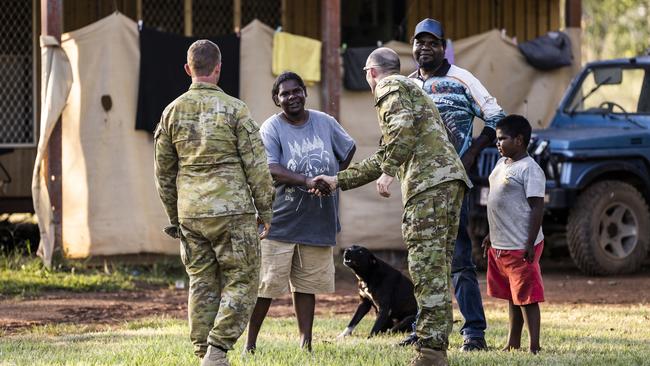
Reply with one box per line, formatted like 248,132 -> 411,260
593,67 -> 623,85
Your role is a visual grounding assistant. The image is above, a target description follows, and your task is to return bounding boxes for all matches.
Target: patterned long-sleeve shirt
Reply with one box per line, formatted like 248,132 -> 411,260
337,75 -> 471,207
154,82 -> 274,225
409,59 -> 505,157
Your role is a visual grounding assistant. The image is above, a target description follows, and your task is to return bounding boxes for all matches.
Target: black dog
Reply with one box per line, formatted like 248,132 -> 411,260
338,245 -> 417,338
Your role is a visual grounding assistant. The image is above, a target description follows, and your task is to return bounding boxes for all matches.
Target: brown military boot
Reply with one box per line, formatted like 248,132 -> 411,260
409,347 -> 448,366
201,345 -> 230,366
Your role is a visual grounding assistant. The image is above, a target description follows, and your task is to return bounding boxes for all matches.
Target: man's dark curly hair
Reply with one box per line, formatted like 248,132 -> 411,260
271,71 -> 307,103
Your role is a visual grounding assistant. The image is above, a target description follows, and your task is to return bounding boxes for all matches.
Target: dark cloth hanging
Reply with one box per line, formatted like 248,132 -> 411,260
136,27 -> 240,133
342,46 -> 376,91
518,31 -> 573,71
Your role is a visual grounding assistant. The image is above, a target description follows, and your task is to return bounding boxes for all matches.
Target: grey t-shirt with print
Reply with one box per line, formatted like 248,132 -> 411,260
487,156 -> 545,250
259,109 -> 355,246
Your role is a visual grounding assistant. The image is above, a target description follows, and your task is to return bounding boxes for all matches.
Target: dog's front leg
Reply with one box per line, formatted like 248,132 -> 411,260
369,307 -> 392,338
338,298 -> 373,339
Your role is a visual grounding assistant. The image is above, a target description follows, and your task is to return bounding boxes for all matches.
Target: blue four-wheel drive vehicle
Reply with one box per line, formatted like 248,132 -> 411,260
470,55 -> 650,275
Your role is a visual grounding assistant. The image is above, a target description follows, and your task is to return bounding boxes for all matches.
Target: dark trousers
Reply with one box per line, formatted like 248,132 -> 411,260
451,191 -> 487,339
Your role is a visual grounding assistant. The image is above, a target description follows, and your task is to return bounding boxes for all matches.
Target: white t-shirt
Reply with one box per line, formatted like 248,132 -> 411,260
487,156 -> 545,250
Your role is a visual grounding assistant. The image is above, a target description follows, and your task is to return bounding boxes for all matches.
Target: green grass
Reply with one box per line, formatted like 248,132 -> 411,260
0,254 -> 185,297
1,304 -> 649,365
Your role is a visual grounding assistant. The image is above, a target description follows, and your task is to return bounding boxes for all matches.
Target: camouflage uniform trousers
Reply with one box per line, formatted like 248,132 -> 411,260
179,214 -> 260,358
402,180 -> 465,350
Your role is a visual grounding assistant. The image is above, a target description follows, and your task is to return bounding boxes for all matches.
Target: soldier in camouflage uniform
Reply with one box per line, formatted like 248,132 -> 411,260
153,40 -> 274,366
313,48 -> 471,366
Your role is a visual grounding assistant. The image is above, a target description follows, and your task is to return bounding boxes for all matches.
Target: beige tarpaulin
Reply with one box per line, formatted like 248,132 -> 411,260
58,13 -> 176,258
240,20 -> 323,123
33,36 -> 73,268
39,15 -> 577,259
242,22 -> 578,251
350,31 -> 580,250
240,21 -> 405,251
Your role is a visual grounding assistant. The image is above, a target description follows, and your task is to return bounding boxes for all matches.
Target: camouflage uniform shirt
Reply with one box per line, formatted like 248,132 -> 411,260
337,74 -> 471,205
154,82 -> 274,225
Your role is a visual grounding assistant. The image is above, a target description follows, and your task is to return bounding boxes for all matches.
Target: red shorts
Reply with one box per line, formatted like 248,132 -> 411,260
487,241 -> 545,305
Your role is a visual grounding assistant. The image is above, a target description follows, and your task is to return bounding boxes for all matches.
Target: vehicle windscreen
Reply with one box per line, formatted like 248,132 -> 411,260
567,67 -> 647,114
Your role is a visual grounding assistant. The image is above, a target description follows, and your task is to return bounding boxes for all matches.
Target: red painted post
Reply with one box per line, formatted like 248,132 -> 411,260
320,0 -> 341,121
41,0 -> 63,261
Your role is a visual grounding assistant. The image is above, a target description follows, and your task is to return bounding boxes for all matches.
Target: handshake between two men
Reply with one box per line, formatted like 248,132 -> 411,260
306,173 -> 395,198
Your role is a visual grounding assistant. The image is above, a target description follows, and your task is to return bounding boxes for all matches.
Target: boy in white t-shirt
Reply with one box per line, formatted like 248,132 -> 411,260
483,114 -> 545,354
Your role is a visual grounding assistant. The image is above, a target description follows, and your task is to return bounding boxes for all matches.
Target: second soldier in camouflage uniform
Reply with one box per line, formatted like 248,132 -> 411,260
313,48 -> 471,366
154,40 -> 274,366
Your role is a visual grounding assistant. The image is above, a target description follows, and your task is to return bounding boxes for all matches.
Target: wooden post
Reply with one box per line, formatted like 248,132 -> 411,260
565,0 -> 581,28
281,0 -> 287,32
136,0 -> 142,21
320,0 -> 341,121
233,0 -> 242,33
184,0 -> 193,36
41,0 -> 63,262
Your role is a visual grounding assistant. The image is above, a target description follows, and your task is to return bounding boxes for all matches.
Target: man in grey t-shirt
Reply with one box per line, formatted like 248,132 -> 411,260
260,108 -> 355,245
245,72 -> 355,353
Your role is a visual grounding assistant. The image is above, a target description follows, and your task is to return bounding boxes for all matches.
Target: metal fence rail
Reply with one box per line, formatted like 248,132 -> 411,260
141,0 -> 280,36
0,0 -> 282,148
142,0 -> 185,34
241,0 -> 281,31
0,0 -> 35,147
193,0 -> 233,37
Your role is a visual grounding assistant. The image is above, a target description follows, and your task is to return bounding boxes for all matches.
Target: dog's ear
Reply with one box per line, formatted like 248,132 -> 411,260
371,257 -> 377,264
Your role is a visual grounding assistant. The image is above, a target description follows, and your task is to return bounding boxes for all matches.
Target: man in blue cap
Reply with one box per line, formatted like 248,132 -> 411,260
402,18 -> 506,352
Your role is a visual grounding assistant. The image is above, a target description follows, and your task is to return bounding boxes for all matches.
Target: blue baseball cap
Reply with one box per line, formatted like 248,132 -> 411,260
414,18 -> 444,39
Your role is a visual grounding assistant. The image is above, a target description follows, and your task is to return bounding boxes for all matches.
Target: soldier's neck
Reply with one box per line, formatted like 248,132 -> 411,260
192,76 -> 218,85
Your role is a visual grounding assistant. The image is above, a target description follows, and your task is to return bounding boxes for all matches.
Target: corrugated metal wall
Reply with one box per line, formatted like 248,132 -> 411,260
283,0 -> 561,42
62,0 -> 137,31
282,0 -> 321,39
58,1 -> 562,55
406,0 -> 561,42
2,0 -> 561,209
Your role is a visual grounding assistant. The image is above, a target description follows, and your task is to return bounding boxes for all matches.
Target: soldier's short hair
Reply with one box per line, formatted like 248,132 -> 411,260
367,48 -> 401,75
187,40 -> 221,77
497,114 -> 532,145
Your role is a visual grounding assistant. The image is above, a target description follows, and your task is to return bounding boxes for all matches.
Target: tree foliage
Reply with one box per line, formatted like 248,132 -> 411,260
582,0 -> 650,61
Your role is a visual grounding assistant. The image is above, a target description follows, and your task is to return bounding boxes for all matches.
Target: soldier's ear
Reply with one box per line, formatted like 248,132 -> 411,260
212,63 -> 222,77
184,64 -> 192,77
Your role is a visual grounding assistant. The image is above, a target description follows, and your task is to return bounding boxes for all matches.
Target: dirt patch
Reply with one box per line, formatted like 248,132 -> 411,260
0,288 -> 187,333
1,262 -> 648,335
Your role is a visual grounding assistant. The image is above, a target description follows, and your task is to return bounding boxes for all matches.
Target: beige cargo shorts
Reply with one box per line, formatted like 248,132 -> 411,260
257,239 -> 335,298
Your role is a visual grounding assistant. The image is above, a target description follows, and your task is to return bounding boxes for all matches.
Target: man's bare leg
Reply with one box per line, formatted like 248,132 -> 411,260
293,292 -> 315,352
244,297 -> 272,352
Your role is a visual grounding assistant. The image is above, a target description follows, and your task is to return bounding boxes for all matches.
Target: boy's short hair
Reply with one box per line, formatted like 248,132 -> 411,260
187,40 -> 221,77
497,114 -> 532,145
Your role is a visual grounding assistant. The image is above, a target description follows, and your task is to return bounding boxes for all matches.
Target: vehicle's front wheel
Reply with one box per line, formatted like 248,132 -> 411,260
567,180 -> 650,275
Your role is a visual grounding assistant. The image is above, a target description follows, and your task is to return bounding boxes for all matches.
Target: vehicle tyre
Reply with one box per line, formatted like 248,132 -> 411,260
567,180 -> 650,275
